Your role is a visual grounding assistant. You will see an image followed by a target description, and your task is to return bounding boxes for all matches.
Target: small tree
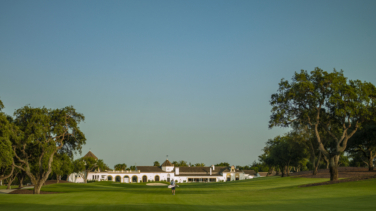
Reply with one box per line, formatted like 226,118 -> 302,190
52,153 -> 73,183
215,162 -> 230,167
80,157 -> 107,183
114,163 -> 127,171
153,161 -> 160,166
347,122 -> 376,170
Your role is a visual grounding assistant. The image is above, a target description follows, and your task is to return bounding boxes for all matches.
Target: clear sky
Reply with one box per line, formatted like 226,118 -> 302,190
1,0 -> 376,168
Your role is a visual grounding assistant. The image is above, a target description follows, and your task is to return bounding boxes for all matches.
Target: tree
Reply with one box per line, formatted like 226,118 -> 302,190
114,163 -> 127,171
72,159 -> 85,181
178,160 -> 188,167
347,122 -> 376,170
172,161 -> 179,166
52,153 -> 73,183
269,68 -> 376,181
5,167 -> 19,189
12,106 -> 86,194
0,99 -> 15,181
267,134 -> 308,177
17,170 -> 27,188
215,162 -> 230,167
81,157 -> 107,183
153,161 -> 160,166
194,163 -> 205,167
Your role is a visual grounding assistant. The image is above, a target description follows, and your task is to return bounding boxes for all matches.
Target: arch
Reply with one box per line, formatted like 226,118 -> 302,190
124,176 -> 130,183
107,175 -> 113,181
142,175 -> 147,183
155,175 -> 160,182
115,175 -> 121,182
132,175 -> 138,183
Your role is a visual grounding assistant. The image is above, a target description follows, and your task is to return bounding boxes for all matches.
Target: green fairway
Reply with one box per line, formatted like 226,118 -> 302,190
1,177 -> 375,211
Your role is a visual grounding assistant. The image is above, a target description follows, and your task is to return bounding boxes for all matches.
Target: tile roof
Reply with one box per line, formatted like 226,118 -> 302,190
83,151 -> 98,160
243,170 -> 256,175
258,172 -> 268,177
161,159 -> 174,167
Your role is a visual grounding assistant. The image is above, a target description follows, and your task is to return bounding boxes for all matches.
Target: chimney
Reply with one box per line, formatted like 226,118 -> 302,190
210,168 -> 212,175
175,167 -> 179,175
211,165 -> 215,170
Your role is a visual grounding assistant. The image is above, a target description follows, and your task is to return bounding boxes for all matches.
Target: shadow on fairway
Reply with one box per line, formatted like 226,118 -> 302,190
2,194 -> 376,211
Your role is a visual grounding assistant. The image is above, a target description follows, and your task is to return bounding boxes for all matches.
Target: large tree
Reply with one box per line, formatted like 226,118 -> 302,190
0,100 -> 15,181
347,122 -> 376,170
270,68 -> 376,181
12,105 -> 86,194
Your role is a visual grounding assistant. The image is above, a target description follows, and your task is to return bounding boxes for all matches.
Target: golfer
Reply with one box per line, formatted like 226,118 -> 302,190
170,180 -> 176,195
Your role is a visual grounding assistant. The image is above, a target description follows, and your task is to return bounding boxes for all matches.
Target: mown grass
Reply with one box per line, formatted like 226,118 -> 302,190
0,185 -> 18,190
0,176 -> 375,211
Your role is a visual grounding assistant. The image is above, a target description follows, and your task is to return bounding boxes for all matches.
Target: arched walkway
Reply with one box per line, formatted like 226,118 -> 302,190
132,176 -> 138,183
142,175 -> 147,183
108,176 -> 113,181
115,176 -> 121,182
124,176 -> 130,183
155,175 -> 160,182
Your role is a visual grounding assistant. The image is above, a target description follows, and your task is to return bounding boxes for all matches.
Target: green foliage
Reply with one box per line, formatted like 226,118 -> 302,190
12,105 -> 86,187
0,113 -> 14,168
52,153 -> 73,178
269,68 -> 376,179
178,160 -> 188,166
194,163 -> 205,167
114,163 -> 127,171
347,121 -> 376,168
153,161 -> 160,166
215,162 -> 230,167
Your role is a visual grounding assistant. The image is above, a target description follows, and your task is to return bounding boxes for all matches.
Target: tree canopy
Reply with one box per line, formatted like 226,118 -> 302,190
12,105 -> 86,193
269,68 -> 376,180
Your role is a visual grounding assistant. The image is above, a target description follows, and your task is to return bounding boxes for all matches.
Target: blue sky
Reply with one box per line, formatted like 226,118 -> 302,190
1,0 -> 376,167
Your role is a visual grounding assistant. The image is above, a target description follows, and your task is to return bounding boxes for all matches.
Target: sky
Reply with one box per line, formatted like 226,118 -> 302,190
1,0 -> 376,168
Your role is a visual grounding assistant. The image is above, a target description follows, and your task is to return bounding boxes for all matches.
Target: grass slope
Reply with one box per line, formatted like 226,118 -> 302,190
0,177 -> 375,211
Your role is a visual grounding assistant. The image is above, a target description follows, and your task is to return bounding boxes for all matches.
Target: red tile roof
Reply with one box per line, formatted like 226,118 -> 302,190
83,151 -> 98,160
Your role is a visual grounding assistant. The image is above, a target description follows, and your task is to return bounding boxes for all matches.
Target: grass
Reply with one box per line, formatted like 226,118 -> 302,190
0,176 -> 375,211
0,185 -> 18,189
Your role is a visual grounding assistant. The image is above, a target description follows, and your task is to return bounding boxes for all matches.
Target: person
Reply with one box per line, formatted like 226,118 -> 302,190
171,179 -> 176,195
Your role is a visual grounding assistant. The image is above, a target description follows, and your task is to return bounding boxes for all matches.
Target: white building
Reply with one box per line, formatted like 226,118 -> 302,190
68,151 -> 256,183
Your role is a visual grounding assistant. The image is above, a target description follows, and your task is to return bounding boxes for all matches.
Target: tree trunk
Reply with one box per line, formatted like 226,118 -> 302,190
329,155 -> 339,181
83,170 -> 88,183
323,156 -> 329,169
6,176 -> 16,189
57,175 -> 60,183
18,177 -> 24,188
33,182 -> 43,194
281,166 -> 288,177
368,152 -> 374,171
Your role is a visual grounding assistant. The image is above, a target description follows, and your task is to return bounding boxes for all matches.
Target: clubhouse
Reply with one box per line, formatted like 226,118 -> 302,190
68,151 -> 257,183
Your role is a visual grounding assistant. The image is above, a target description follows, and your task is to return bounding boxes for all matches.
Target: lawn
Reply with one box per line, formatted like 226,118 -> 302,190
0,176 -> 375,211
0,185 -> 18,189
